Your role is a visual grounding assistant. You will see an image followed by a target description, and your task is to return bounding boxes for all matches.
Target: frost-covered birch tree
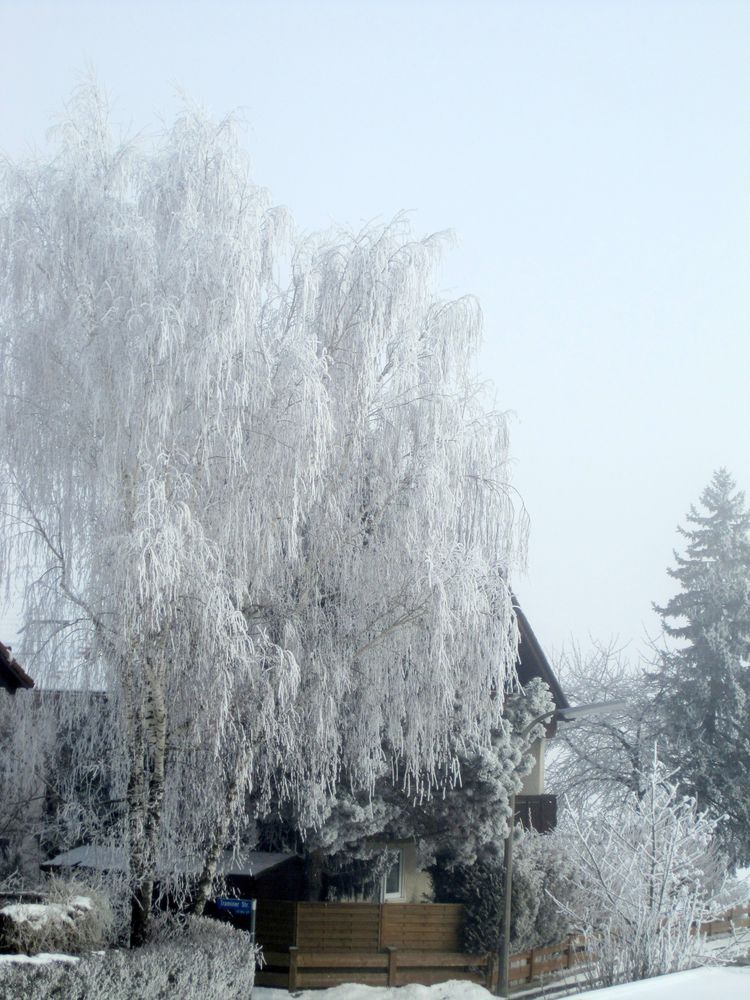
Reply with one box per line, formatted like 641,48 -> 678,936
0,86 -> 526,944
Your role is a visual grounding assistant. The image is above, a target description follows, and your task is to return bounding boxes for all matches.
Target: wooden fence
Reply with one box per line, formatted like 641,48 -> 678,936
255,900 -> 463,954
698,904 -> 750,936
257,937 -> 592,991
255,900 -> 750,991
255,902 -> 466,989
506,936 -> 591,988
260,947 -> 495,991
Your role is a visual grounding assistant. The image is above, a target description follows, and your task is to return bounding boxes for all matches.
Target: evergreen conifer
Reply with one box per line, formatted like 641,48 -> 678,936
653,468 -> 750,862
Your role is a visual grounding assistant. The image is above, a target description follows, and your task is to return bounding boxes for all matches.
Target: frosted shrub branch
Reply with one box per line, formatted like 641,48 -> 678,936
558,753 -> 738,988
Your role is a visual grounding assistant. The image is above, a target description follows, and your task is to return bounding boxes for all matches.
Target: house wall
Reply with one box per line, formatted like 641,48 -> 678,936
519,738 -> 545,796
390,840 -> 433,904
331,840 -> 432,904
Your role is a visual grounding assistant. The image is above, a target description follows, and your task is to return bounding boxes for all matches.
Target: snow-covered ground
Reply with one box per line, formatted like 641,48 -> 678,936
254,966 -> 750,1000
254,984 -> 492,1000
565,966 -> 750,999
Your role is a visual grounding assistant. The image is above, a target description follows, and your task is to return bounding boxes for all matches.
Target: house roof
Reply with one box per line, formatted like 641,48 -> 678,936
0,641 -> 34,693
514,602 -> 569,712
42,845 -> 295,878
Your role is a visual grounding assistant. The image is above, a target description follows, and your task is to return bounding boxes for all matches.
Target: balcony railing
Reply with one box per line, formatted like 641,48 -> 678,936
515,794 -> 557,833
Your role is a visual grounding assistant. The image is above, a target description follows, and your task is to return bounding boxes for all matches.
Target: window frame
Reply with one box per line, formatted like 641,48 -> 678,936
382,847 -> 404,900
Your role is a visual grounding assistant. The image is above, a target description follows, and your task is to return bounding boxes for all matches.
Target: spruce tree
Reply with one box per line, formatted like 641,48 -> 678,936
653,468 -> 750,863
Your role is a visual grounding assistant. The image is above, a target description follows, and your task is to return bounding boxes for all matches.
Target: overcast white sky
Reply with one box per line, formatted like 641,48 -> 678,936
1,0 -> 748,666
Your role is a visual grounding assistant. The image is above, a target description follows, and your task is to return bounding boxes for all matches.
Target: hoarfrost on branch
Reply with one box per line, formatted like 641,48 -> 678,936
0,85 -> 525,941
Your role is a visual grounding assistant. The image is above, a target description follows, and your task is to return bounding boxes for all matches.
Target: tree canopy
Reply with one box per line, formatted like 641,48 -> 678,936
0,85 -> 527,941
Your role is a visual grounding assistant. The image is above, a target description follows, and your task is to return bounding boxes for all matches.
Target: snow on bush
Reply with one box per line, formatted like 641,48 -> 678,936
558,754 -> 742,988
0,879 -> 112,955
0,914 -> 256,1000
431,826 -> 572,953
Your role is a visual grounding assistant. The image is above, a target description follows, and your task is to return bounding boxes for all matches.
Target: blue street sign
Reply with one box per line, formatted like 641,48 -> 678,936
215,897 -> 256,916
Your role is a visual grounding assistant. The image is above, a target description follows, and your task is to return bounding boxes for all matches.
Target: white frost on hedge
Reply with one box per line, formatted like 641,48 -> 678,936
0,915 -> 256,1000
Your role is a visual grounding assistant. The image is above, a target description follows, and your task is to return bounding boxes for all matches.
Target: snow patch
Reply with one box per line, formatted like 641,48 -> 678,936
0,952 -> 79,965
565,966 -> 750,999
254,982 -> 493,1000
0,902 -> 74,929
0,895 -> 93,930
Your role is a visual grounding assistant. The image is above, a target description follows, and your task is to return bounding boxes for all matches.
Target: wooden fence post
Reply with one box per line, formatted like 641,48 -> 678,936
529,947 -> 537,980
387,947 -> 398,987
566,936 -> 573,969
486,953 -> 497,991
289,947 -> 299,990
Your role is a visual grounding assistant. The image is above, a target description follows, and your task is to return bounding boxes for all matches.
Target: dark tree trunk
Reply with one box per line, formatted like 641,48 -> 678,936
130,880 -> 154,947
304,849 -> 325,901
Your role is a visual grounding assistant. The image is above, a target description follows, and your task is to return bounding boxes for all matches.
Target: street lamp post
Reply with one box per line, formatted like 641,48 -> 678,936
496,701 -> 625,997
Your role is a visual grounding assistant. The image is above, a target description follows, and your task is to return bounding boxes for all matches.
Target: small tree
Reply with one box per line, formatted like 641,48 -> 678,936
651,468 -> 750,863
547,641 -> 656,812
559,755 -> 733,988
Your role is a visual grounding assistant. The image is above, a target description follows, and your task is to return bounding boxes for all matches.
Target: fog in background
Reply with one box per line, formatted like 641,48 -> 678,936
1,0 -> 748,665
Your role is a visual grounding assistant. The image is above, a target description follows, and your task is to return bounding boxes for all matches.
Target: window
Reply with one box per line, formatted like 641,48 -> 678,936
382,848 -> 403,900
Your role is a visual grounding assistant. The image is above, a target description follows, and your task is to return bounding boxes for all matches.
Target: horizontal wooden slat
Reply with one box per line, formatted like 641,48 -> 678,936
298,903 -> 380,913
298,920 -> 378,927
394,951 -> 487,967
257,951 -> 290,967
301,920 -> 378,926
570,952 -> 593,965
298,921 -> 379,929
535,944 -> 567,958
255,972 -> 290,987
297,940 -> 379,946
299,932 -> 379,940
395,933 -> 461,939
511,968 -> 533,982
298,932 -> 378,938
294,952 -> 388,969
534,958 -> 568,974
380,904 -> 462,952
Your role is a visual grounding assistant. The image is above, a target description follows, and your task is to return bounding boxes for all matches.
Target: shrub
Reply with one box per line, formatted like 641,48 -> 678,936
430,827 -> 572,953
558,756 -> 742,988
0,915 -> 257,1000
